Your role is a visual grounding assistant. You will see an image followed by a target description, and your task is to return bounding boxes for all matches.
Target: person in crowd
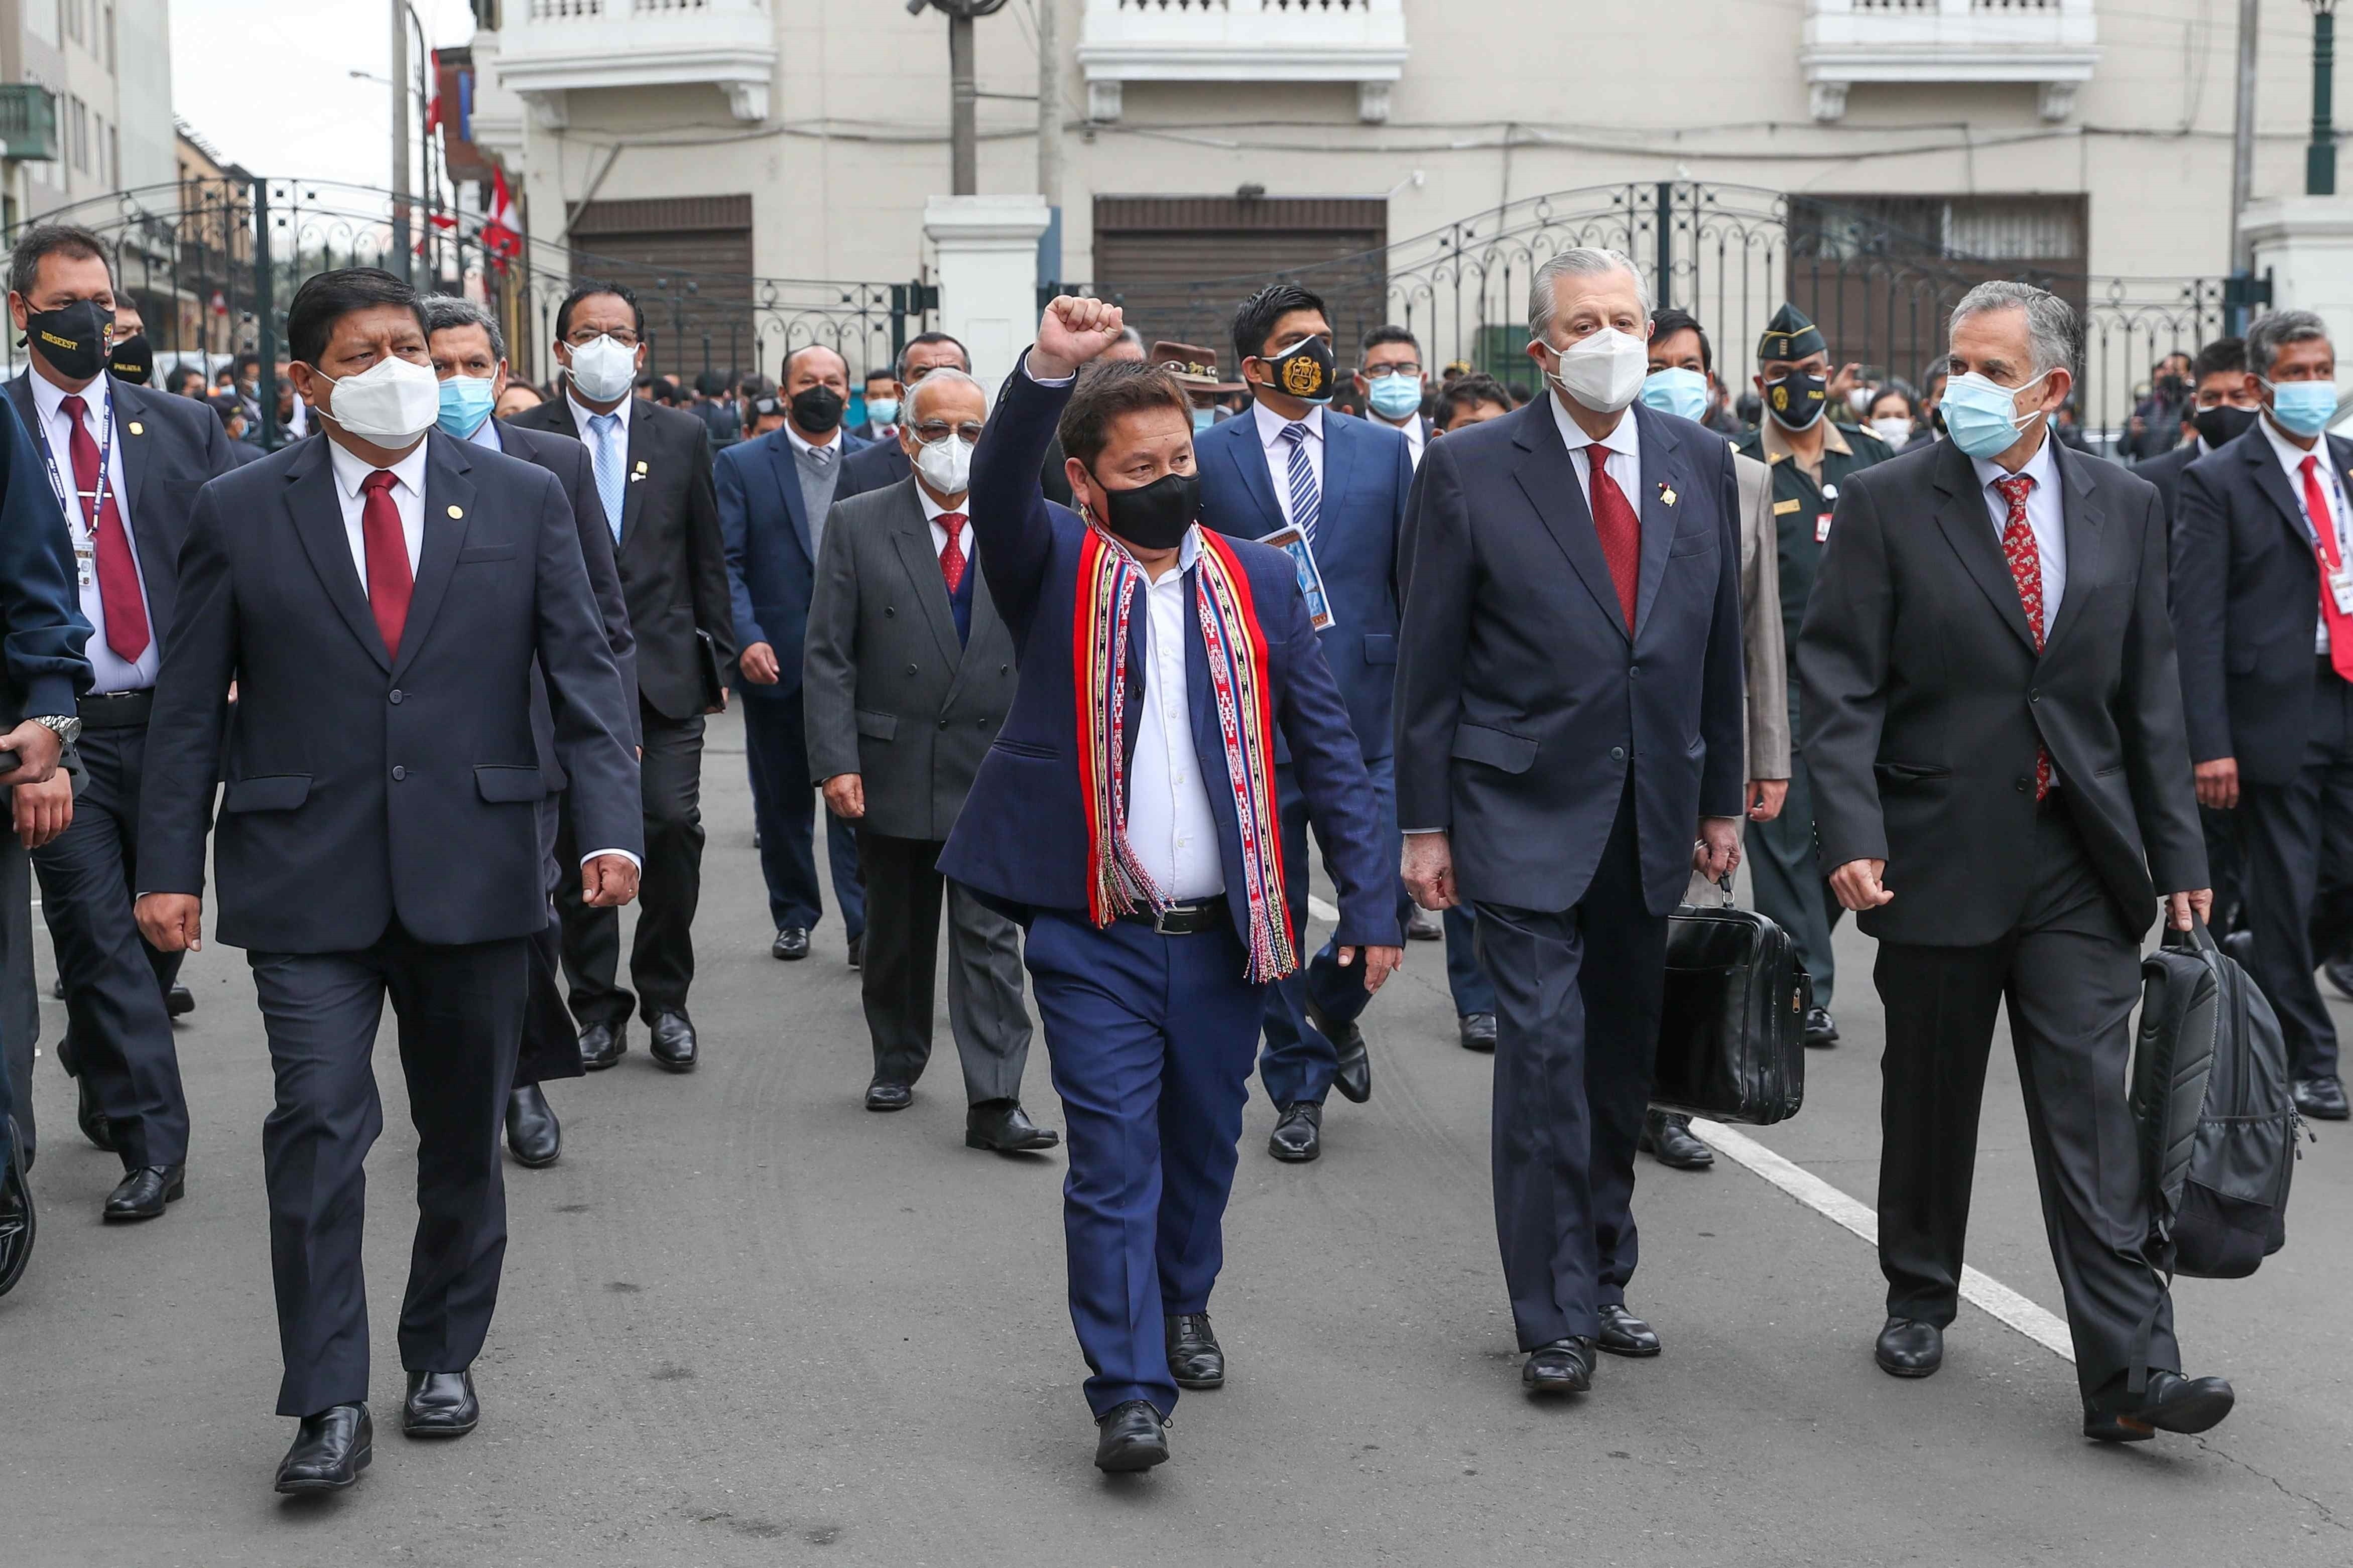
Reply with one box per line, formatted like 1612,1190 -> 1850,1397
106,301 -> 151,385
944,294 -> 1396,1471
1799,278 -> 2230,1441
851,366 -> 900,443
1397,247 -> 1745,1397
1195,283 -> 1413,1162
1355,325 -> 1431,465
495,381 -> 544,420
1432,373 -> 1512,433
509,280 -> 731,1075
1865,384 -> 1922,452
134,267 -> 641,1494
2173,309 -> 2352,1122
1735,303 -> 1896,1049
211,364 -> 235,393
209,395 -> 264,463
2127,350 -> 2195,460
2139,337 -> 2260,527
163,364 -> 207,399
422,294 -> 637,1169
715,344 -> 872,966
693,371 -> 740,446
6,225 -> 237,1222
836,332 -> 971,502
1103,326 -> 1148,364
2053,396 -> 2094,453
802,368 -> 1054,1150
1151,341 -> 1244,434
1919,366 -> 1948,433
745,393 -> 787,438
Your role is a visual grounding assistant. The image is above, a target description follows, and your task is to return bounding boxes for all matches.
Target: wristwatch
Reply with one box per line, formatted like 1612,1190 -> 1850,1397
32,713 -> 81,747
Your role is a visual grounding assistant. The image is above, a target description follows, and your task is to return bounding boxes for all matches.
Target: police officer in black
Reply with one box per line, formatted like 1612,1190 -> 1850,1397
1733,303 -> 1895,1047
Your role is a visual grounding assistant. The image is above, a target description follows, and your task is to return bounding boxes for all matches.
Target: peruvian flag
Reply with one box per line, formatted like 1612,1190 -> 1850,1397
480,166 -> 521,269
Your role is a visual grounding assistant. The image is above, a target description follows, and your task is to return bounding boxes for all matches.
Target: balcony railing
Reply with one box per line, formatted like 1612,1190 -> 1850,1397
1077,0 -> 1409,123
490,0 -> 775,126
1801,0 -> 2098,122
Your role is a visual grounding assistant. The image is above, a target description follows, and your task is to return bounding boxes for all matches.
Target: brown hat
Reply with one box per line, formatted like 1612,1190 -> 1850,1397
1152,340 -> 1244,395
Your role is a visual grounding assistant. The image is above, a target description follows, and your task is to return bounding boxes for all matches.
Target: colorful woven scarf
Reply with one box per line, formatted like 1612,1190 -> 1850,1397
1071,524 -> 1296,984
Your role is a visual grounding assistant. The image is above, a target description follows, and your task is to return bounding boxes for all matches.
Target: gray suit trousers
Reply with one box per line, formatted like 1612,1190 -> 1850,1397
858,831 -> 1030,1104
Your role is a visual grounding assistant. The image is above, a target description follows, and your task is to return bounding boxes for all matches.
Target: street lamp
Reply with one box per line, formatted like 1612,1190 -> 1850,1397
2313,0 -> 2339,197
906,0 -> 1010,196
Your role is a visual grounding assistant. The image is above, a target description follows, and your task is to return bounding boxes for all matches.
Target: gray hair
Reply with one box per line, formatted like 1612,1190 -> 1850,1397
1527,248 -> 1651,341
905,365 -> 983,422
419,294 -> 506,362
1948,281 -> 2078,377
2247,309 -> 2332,379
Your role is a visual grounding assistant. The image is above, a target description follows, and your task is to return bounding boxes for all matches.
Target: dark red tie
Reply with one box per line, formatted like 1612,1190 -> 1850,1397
1588,454 -> 1641,629
1993,473 -> 2053,801
360,470 -> 414,658
938,510 -> 968,594
57,393 -> 148,662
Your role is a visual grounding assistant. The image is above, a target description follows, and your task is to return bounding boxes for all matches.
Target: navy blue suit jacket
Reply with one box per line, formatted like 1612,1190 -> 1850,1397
715,426 -> 872,700
1192,406 -> 1410,761
2171,421 -> 2353,783
937,364 -> 1397,949
1395,396 -> 1746,917
0,395 -> 91,723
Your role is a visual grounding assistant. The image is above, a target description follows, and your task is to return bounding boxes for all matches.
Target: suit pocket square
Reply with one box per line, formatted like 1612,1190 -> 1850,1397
473,765 -> 547,803
1450,723 -> 1539,775
222,773 -> 311,813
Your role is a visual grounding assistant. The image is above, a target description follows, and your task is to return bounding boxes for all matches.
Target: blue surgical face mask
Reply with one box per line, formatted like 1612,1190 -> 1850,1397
1191,405 -> 1216,431
1940,368 -> 2052,461
865,396 -> 900,427
435,373 -> 497,438
2264,378 -> 2340,439
1640,366 -> 1709,423
1365,371 -> 1423,421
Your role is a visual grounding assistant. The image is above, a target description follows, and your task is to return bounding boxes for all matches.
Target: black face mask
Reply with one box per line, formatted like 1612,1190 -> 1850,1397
790,384 -> 845,434
1092,469 -> 1199,553
1258,335 -> 1335,405
24,300 -> 110,382
108,333 -> 152,385
1765,370 -> 1826,430
2193,404 -> 2259,449
2156,373 -> 2187,401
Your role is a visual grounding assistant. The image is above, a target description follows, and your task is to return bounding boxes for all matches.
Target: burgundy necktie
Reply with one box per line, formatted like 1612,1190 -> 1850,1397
938,510 -> 968,594
1993,473 -> 2053,801
1588,453 -> 1641,629
360,470 -> 414,658
57,393 -> 149,662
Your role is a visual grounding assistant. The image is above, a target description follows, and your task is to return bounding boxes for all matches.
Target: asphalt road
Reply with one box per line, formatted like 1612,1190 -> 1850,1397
3,707 -> 2348,1565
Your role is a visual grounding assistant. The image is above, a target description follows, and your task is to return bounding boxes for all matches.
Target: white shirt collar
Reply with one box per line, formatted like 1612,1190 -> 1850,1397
1252,398 -> 1323,449
2261,409 -> 2327,474
466,414 -> 503,451
325,432 -> 430,502
1547,391 -> 1639,464
916,483 -> 966,521
28,366 -> 109,426
567,385 -> 631,439
785,419 -> 842,457
1970,424 -> 2063,498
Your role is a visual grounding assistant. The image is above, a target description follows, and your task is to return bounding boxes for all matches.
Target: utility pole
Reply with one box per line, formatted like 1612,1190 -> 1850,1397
2230,0 -> 2260,273
1037,0 -> 1062,292
949,8 -> 977,195
391,0 -> 412,280
2311,0 -> 2340,197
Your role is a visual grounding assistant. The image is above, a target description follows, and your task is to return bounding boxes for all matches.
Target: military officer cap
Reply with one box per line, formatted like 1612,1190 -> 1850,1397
1757,303 -> 1826,364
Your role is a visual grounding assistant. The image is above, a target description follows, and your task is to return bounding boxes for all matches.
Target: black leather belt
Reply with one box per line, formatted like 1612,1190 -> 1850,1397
78,689 -> 153,729
1119,898 -> 1228,936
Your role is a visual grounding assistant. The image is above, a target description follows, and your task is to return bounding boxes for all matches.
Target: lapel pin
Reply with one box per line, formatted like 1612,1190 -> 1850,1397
127,421 -> 143,436
635,460 -> 648,473
447,505 -> 464,519
1659,483 -> 1677,507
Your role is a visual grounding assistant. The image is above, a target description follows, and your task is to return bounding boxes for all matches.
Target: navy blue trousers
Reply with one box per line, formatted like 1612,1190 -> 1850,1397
1258,755 -> 1402,1107
741,687 -> 864,940
1025,907 -> 1265,1418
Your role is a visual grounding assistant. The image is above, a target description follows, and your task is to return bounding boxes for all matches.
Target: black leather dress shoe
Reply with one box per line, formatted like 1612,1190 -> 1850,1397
1267,1101 -> 1322,1162
1166,1312 -> 1224,1389
846,934 -> 864,970
0,1128 -> 33,1300
505,1084 -> 561,1168
865,1081 -> 913,1112
166,983 -> 195,1017
773,927 -> 811,961
1093,1400 -> 1169,1472
1309,1001 -> 1373,1104
1596,1303 -> 1661,1358
1458,1012 -> 1497,1053
2083,1370 -> 2236,1443
1803,1006 -> 1839,1048
966,1100 -> 1059,1152
1638,1108 -> 1714,1170
77,1075 -> 114,1154
50,974 -> 63,1000
1875,1317 -> 1943,1378
648,1011 -> 698,1073
578,1020 -> 626,1072
403,1369 -> 480,1438
1523,1337 -> 1595,1394
1406,908 -> 1442,942
2326,957 -> 2353,1003
2294,1075 -> 2349,1120
276,1404 -> 371,1492
102,1164 -> 184,1223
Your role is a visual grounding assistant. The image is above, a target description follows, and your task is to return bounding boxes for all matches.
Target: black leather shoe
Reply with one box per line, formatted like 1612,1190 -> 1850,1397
1804,1006 -> 1839,1048
1166,1313 -> 1224,1389
50,974 -> 63,1000
2326,957 -> 2353,1003
773,927 -> 810,961
1267,1101 -> 1322,1162
1523,1337 -> 1595,1394
865,1081 -> 913,1112
76,1075 -> 114,1154
102,1164 -> 184,1223
966,1100 -> 1059,1152
1093,1400 -> 1168,1472
505,1084 -> 561,1168
166,983 -> 195,1017
1596,1303 -> 1661,1358
1875,1317 -> 1943,1378
578,1020 -> 626,1072
2083,1370 -> 2236,1443
1638,1108 -> 1714,1170
647,1011 -> 698,1073
1406,908 -> 1442,942
0,1126 -> 32,1299
403,1369 -> 480,1438
275,1404 -> 371,1492
1458,1012 -> 1497,1053
1309,1000 -> 1373,1104
2294,1076 -> 2349,1120
846,934 -> 864,970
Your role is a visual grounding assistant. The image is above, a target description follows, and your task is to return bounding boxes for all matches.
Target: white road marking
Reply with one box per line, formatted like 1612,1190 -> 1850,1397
1307,894 -> 1340,924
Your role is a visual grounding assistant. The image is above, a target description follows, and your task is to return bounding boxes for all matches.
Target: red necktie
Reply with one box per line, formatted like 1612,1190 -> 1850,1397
360,470 -> 414,658
938,510 -> 968,594
57,393 -> 149,663
2299,455 -> 2353,683
1587,454 -> 1640,629
1993,473 -> 2053,801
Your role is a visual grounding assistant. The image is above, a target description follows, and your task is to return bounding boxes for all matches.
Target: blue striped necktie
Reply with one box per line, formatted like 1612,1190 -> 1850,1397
1280,421 -> 1320,547
589,412 -> 625,543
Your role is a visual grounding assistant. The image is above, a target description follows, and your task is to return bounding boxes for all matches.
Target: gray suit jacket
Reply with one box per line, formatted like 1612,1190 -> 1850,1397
1733,448 -> 1791,783
802,475 -> 1019,842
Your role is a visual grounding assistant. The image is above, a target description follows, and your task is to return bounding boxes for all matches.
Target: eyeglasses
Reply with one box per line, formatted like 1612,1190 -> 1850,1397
565,328 -> 640,347
1366,363 -> 1422,379
912,420 -> 984,444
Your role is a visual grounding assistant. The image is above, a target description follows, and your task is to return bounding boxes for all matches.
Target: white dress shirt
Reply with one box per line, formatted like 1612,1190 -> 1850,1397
783,419 -> 843,461
1127,527 -> 1224,901
1970,426 -> 2069,626
1377,410 -> 1427,468
2261,412 -> 2352,654
1547,389 -> 1642,507
466,413 -> 503,452
1252,399 -> 1325,530
916,483 -> 973,561
28,370 -> 159,694
566,384 -> 632,476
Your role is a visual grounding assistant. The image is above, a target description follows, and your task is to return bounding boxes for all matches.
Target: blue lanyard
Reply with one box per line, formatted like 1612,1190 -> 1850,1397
36,388 -> 116,537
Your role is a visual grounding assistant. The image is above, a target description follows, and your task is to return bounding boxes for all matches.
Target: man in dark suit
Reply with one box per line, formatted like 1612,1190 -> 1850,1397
2173,309 -> 2353,1122
715,344 -> 872,965
508,280 -> 730,1073
1194,284 -> 1413,1162
944,297 -> 1397,1472
1801,280 -> 2230,1441
5,224 -> 237,1222
135,268 -> 642,1493
833,331 -> 971,505
1397,249 -> 1744,1398
802,368 -> 1054,1150
424,294 -> 636,1167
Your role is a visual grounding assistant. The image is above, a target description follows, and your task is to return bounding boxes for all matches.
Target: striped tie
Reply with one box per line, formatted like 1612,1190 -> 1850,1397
1280,421 -> 1320,547
589,412 -> 625,543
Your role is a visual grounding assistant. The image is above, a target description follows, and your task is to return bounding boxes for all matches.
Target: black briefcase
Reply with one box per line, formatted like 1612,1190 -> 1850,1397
694,627 -> 728,710
1650,877 -> 1809,1125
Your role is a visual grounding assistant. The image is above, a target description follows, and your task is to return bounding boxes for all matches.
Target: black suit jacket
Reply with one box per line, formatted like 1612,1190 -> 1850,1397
506,393 -> 732,721
2171,422 -> 2353,783
1798,436 -> 2204,946
137,431 -> 643,953
835,436 -> 910,503
2135,436 -> 2215,541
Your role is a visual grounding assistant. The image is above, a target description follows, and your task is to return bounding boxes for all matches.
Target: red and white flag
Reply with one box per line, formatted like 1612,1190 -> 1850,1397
480,166 -> 521,269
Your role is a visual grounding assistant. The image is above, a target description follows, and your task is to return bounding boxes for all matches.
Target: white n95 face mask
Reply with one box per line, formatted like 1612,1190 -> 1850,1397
565,334 -> 639,404
1543,327 -> 1648,415
317,354 -> 440,444
915,433 -> 974,495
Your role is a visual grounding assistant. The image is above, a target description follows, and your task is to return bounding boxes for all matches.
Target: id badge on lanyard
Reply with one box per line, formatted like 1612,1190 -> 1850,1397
39,400 -> 113,591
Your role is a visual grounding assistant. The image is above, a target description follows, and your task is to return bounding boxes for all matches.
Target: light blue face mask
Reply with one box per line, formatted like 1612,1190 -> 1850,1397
865,396 -> 900,427
1639,366 -> 1709,423
1940,368 -> 2052,461
1191,405 -> 1216,432
436,373 -> 496,438
2264,378 -> 2340,439
1365,372 -> 1423,421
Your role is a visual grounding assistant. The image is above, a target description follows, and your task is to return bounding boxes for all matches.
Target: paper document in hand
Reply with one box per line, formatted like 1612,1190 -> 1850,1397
1261,524 -> 1336,631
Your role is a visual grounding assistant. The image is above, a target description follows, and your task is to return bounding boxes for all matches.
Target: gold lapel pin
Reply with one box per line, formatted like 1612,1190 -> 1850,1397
635,460 -> 648,473
447,505 -> 464,519
1659,484 -> 1677,507
127,421 -> 143,436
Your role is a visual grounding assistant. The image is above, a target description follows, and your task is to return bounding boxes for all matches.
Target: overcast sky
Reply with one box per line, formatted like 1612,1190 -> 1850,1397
169,0 -> 483,190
